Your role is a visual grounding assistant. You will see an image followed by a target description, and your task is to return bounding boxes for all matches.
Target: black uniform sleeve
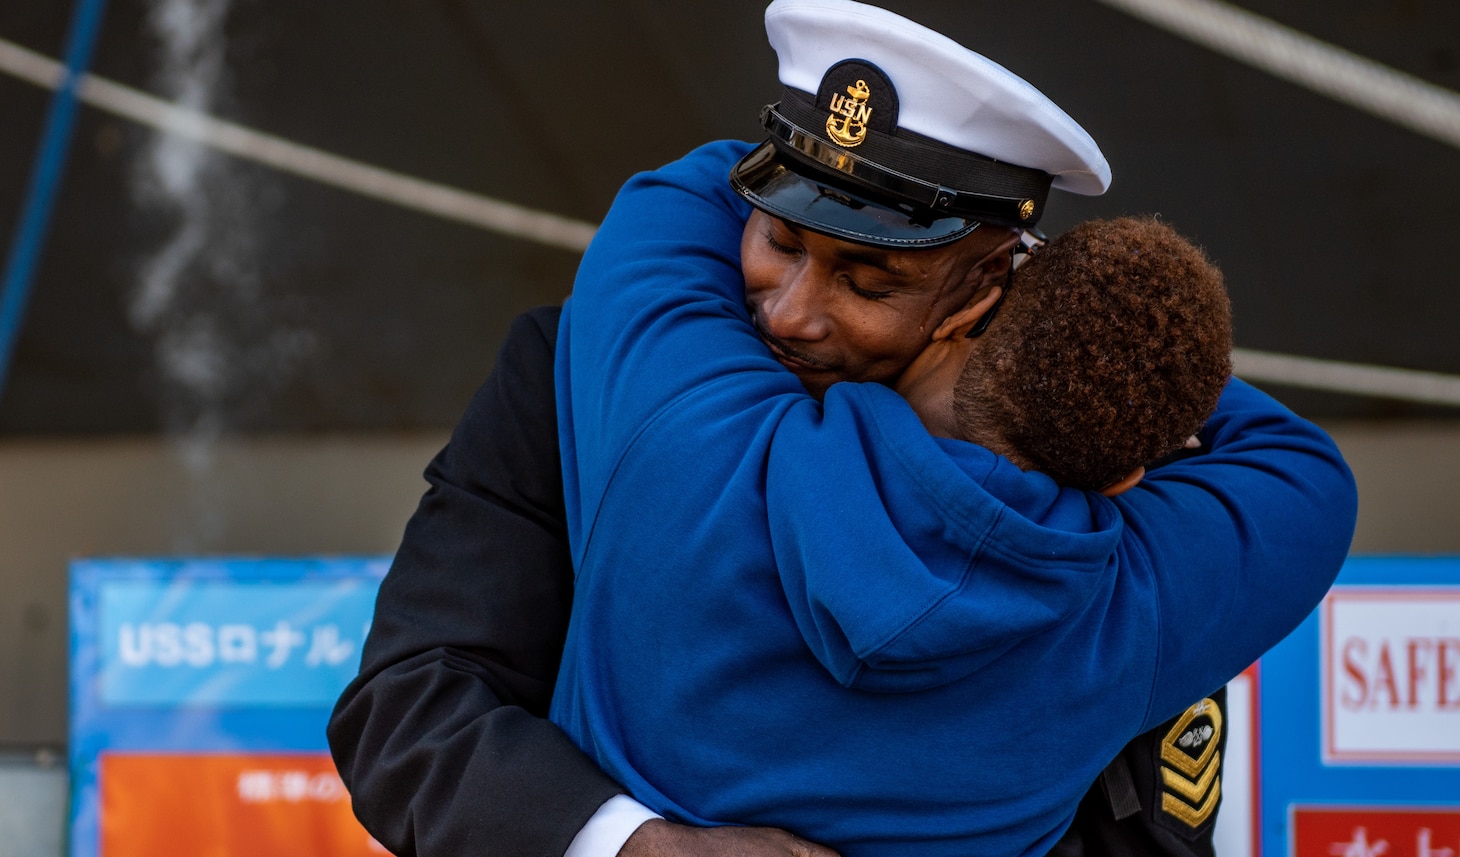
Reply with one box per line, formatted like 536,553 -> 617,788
1051,688 -> 1229,857
328,305 -> 625,857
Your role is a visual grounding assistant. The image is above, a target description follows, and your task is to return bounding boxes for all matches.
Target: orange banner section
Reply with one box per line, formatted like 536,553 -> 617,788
100,752 -> 382,857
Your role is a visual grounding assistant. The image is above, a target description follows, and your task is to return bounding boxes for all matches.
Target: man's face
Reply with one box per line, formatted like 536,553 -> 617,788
740,210 -> 1007,399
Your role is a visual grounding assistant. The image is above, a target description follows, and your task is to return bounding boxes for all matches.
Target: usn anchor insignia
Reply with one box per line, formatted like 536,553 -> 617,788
826,79 -> 873,147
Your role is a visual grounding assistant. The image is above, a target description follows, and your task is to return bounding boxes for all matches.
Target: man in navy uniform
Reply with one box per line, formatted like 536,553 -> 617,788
329,1 -> 1351,854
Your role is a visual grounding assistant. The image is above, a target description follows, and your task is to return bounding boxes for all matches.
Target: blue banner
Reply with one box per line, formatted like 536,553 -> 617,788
69,556 -> 388,857
1259,556 -> 1460,857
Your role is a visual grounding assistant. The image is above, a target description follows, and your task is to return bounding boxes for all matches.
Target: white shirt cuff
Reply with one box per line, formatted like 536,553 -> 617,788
564,794 -> 663,857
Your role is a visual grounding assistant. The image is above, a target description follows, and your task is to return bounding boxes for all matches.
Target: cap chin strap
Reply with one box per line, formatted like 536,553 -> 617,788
1014,228 -> 1046,268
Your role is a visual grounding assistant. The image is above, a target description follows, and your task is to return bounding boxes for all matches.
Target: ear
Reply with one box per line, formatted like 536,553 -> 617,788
973,236 -> 1020,286
931,285 -> 1004,341
1099,466 -> 1145,498
933,231 -> 1023,340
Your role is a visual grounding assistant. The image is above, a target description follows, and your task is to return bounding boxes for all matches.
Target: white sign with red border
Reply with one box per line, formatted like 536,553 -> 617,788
1321,587 -> 1460,764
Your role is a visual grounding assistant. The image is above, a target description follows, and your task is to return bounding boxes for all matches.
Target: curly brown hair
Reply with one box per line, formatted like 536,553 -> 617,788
953,216 -> 1233,491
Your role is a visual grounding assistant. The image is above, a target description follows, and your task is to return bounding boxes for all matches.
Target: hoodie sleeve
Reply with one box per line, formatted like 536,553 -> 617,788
556,141 -> 780,564
1116,377 -> 1357,729
763,378 -> 1356,706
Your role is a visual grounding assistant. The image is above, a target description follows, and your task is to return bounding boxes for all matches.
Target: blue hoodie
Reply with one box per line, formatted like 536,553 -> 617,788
552,141 -> 1357,857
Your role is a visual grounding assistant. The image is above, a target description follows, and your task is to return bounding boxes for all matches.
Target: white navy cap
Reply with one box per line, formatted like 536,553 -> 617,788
730,0 -> 1111,247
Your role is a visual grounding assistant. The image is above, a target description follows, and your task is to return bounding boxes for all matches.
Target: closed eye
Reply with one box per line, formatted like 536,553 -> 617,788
764,228 -> 802,257
842,274 -> 894,300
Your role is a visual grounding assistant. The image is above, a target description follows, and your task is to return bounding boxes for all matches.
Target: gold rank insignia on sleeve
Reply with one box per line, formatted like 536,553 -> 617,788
1158,697 -> 1223,828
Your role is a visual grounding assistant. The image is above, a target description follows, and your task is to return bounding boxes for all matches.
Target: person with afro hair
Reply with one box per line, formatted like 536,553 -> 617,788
897,216 -> 1233,496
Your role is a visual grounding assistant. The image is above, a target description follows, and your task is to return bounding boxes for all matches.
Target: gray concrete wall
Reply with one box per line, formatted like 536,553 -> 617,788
1325,421 -> 1460,555
1,422 -> 1457,750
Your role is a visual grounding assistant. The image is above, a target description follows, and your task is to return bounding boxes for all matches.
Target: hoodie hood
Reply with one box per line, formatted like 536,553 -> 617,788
767,382 -> 1123,692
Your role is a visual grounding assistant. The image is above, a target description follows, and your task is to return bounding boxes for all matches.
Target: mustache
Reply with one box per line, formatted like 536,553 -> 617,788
750,313 -> 836,370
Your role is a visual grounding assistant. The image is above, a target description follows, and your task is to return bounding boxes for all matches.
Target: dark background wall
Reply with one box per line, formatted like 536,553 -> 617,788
2,0 -> 1458,438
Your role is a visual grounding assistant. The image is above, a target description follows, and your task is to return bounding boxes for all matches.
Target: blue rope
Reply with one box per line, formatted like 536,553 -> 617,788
0,0 -> 111,401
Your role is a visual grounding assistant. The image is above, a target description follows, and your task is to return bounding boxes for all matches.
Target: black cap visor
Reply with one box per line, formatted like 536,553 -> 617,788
730,140 -> 979,248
